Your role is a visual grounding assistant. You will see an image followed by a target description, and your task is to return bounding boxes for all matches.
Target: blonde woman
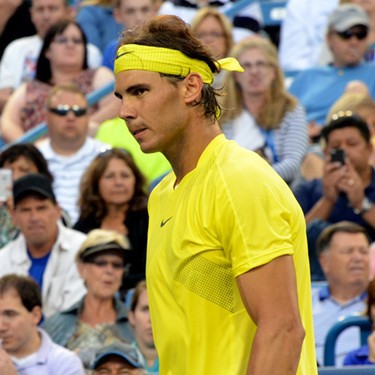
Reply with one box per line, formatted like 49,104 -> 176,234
220,37 -> 308,184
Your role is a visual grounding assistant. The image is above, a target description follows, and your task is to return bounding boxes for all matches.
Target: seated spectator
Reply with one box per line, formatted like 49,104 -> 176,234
1,19 -> 119,143
76,0 -> 123,51
344,277 -> 375,365
289,4 -> 375,141
90,341 -> 146,374
190,7 -> 233,88
74,148 -> 148,293
279,0 -> 339,71
129,280 -> 159,374
293,113 -> 375,279
42,229 -> 134,369
220,37 -> 308,184
0,173 -> 86,317
0,0 -> 102,113
38,83 -> 109,224
0,274 -> 85,374
0,143 -> 54,248
102,0 -> 157,71
313,221 -> 370,366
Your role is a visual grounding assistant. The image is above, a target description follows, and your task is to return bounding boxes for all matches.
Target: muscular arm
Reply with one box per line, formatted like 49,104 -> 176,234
237,255 -> 305,375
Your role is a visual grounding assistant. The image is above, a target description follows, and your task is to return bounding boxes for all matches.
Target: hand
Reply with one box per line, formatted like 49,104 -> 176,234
335,158 -> 364,209
0,346 -> 17,375
367,331 -> 375,363
322,159 -> 346,203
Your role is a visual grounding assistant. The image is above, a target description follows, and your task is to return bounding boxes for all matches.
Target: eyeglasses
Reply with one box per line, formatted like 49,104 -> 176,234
336,29 -> 368,41
53,36 -> 84,45
240,61 -> 272,71
88,259 -> 125,270
48,105 -> 88,117
196,31 -> 225,39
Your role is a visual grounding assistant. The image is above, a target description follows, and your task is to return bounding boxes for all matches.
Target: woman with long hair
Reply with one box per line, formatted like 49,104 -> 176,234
220,37 -> 308,184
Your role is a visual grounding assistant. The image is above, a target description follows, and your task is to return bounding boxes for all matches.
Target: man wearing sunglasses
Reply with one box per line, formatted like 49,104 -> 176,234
38,83 -> 109,224
289,4 -> 375,140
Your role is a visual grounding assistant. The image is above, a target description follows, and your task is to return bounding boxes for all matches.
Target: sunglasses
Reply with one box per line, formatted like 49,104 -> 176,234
48,105 -> 88,117
336,29 -> 368,41
88,259 -> 125,270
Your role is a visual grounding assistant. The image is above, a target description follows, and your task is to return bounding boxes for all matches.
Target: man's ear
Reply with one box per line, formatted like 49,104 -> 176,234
31,305 -> 43,326
183,73 -> 203,106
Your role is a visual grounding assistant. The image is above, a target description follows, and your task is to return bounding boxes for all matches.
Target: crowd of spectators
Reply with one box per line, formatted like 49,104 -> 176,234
2,0 -> 375,372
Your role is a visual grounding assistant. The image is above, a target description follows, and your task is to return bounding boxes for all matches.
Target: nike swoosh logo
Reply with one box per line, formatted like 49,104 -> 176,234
160,217 -> 172,227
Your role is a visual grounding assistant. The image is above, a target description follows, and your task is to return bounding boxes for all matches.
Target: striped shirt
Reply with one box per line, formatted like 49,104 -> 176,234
39,137 -> 109,224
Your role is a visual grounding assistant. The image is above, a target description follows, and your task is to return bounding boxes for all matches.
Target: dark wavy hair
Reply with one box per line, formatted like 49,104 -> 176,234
118,15 -> 221,122
0,143 -> 53,181
78,148 -> 148,220
35,19 -> 88,83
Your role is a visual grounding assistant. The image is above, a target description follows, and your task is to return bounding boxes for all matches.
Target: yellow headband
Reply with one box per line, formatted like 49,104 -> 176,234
114,44 -> 244,84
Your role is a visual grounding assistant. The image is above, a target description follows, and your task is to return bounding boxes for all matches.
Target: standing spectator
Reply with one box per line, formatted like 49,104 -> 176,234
0,173 -> 86,317
38,83 -> 108,224
42,229 -> 134,369
114,15 -> 316,374
129,281 -> 159,374
0,274 -> 85,374
1,19 -> 119,142
0,0 -> 102,113
74,148 -> 148,293
220,37 -> 308,184
313,222 -> 370,366
76,0 -> 123,51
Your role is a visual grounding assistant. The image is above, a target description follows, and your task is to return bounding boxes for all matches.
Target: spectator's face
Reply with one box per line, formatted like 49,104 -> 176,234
78,253 -> 124,299
319,232 -> 370,289
31,0 -> 68,38
46,90 -> 89,145
234,47 -> 275,97
12,197 -> 60,248
195,15 -> 228,59
94,357 -> 143,374
0,290 -> 41,357
114,0 -> 155,30
327,25 -> 368,67
45,24 -> 85,69
3,157 -> 38,182
129,289 -> 154,349
98,158 -> 136,206
325,126 -> 373,173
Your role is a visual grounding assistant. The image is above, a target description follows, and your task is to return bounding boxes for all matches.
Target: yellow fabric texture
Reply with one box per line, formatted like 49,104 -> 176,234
147,134 -> 317,374
114,44 -> 243,84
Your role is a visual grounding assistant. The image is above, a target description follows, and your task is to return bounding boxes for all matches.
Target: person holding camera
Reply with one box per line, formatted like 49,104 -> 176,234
293,112 -> 375,280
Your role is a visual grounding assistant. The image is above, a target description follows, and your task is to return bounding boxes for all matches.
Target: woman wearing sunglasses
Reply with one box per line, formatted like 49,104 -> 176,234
42,229 -> 134,370
1,19 -> 120,143
74,148 -> 149,295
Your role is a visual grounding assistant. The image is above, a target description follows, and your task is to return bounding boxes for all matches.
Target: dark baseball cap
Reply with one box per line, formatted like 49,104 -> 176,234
91,342 -> 144,369
13,173 -> 56,205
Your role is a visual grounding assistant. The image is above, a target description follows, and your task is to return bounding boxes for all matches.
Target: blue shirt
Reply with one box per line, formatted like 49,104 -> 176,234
344,344 -> 375,366
27,250 -> 51,291
312,286 -> 367,366
102,39 -> 118,71
293,168 -> 375,241
289,63 -> 375,125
